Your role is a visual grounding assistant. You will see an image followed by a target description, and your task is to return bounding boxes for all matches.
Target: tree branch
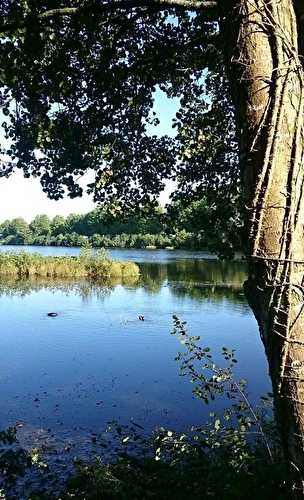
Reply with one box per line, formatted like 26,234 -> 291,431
0,1 -> 218,33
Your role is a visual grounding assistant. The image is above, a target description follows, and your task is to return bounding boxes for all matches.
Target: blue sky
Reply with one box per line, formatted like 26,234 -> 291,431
0,89 -> 179,222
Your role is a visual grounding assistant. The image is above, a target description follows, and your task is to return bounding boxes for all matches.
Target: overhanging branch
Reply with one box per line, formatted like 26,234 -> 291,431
0,0 -> 218,33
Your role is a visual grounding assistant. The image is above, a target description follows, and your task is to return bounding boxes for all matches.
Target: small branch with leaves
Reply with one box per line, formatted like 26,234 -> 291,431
171,314 -> 274,462
0,1 -> 219,34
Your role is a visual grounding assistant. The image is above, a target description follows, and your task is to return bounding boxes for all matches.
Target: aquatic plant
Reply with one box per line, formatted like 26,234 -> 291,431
0,251 -> 140,279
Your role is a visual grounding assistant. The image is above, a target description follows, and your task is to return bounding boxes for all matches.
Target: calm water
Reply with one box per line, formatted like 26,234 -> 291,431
0,246 -> 271,453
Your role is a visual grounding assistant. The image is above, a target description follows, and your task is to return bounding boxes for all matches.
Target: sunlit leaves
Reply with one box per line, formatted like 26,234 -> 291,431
0,2 -> 228,210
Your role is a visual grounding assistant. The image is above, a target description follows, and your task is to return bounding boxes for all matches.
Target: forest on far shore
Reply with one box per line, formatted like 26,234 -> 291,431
0,197 -> 242,256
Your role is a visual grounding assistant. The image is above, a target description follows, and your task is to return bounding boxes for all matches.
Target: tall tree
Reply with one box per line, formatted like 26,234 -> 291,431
50,215 -> 66,236
220,2 -> 304,495
1,0 -> 304,495
0,217 -> 30,244
29,214 -> 51,236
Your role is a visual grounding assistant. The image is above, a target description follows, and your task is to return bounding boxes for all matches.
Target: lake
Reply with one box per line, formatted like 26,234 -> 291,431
0,246 -> 271,457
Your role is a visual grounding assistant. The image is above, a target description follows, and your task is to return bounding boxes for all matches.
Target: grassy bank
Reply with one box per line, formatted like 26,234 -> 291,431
0,251 -> 139,279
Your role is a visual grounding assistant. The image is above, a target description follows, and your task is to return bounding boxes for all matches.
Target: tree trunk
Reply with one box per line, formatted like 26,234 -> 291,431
219,0 -> 304,495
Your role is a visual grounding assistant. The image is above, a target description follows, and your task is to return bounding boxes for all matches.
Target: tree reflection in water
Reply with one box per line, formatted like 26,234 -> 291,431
0,259 -> 248,306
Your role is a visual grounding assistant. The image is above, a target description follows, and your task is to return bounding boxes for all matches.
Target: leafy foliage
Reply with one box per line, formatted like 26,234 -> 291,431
0,2 -> 240,256
29,214 -> 51,237
169,195 -> 242,257
0,200 -> 242,252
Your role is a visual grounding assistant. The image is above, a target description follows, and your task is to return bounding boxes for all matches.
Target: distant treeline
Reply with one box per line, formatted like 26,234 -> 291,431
0,200 -> 242,254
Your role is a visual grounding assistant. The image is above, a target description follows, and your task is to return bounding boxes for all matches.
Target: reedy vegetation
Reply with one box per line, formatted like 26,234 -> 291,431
0,249 -> 139,279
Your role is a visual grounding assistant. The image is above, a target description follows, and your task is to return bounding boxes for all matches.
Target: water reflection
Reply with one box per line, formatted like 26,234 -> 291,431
0,255 -> 270,453
0,276 -> 138,300
0,259 -> 248,305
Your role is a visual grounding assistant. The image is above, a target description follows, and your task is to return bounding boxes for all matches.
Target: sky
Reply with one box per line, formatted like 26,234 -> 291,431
0,88 -> 179,223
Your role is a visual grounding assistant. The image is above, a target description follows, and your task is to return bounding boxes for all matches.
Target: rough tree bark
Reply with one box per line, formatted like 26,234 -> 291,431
219,0 -> 304,495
